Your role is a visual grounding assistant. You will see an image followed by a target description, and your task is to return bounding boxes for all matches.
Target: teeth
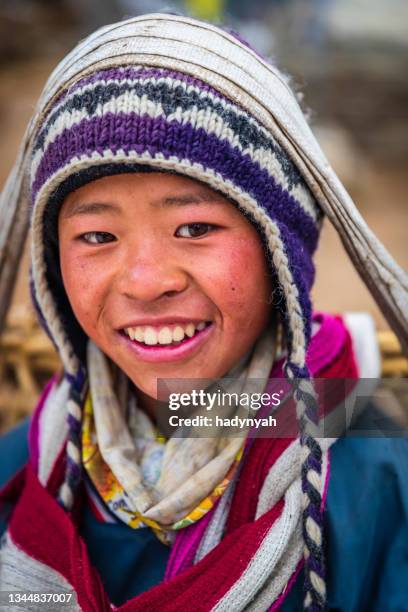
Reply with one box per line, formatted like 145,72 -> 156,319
124,321 -> 208,345
135,327 -> 144,342
185,323 -> 195,338
172,326 -> 185,342
144,327 -> 157,345
158,327 -> 172,344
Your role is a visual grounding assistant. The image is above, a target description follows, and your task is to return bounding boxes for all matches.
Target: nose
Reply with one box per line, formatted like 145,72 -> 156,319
116,243 -> 189,302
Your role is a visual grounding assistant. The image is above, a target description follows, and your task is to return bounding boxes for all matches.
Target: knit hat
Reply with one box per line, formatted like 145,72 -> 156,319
31,65 -> 320,369
2,13 -> 407,612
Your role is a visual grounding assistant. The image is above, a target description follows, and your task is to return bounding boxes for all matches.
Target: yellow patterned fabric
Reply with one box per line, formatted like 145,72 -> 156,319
82,391 -> 243,537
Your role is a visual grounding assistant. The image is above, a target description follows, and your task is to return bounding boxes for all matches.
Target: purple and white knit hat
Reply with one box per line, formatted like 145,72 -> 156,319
19,13 -> 407,612
27,14 -> 408,375
30,64 -> 321,373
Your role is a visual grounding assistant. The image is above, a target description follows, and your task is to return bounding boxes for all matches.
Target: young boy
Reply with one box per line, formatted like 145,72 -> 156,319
1,13 -> 407,612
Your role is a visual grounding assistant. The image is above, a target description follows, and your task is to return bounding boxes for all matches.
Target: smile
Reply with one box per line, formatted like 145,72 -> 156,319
118,321 -> 214,363
123,321 -> 207,346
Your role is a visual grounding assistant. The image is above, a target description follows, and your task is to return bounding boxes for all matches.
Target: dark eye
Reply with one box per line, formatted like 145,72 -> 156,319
80,231 -> 116,244
176,223 -> 215,238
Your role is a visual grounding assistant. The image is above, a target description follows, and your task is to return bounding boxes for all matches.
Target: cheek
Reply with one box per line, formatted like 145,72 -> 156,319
206,236 -> 272,327
59,248 -> 106,333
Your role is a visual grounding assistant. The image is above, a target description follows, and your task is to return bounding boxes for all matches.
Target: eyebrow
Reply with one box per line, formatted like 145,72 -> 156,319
61,202 -> 121,219
151,192 -> 222,208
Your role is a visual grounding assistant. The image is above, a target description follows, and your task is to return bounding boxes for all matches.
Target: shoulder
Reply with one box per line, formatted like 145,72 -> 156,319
325,405 -> 408,610
328,403 -> 408,516
0,418 -> 30,490
329,403 -> 408,478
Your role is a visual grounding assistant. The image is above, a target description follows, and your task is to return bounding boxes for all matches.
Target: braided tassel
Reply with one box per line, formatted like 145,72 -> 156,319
57,369 -> 87,511
286,363 -> 326,611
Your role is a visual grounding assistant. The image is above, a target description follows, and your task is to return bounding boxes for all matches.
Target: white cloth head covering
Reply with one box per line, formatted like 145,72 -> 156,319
0,13 -> 407,358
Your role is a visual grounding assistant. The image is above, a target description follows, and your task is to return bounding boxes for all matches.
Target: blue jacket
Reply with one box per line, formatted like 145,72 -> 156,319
1,410 -> 407,611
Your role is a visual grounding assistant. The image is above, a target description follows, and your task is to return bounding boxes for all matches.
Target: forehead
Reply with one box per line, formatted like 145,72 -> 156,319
59,171 -> 233,219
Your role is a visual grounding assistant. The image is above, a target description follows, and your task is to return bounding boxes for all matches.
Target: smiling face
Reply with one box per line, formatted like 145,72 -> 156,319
58,172 -> 273,409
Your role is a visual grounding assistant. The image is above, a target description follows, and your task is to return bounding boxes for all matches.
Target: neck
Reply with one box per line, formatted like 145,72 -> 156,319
134,387 -> 164,423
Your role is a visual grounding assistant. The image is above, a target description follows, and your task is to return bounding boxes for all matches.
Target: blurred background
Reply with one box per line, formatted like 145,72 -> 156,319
0,0 -> 407,431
